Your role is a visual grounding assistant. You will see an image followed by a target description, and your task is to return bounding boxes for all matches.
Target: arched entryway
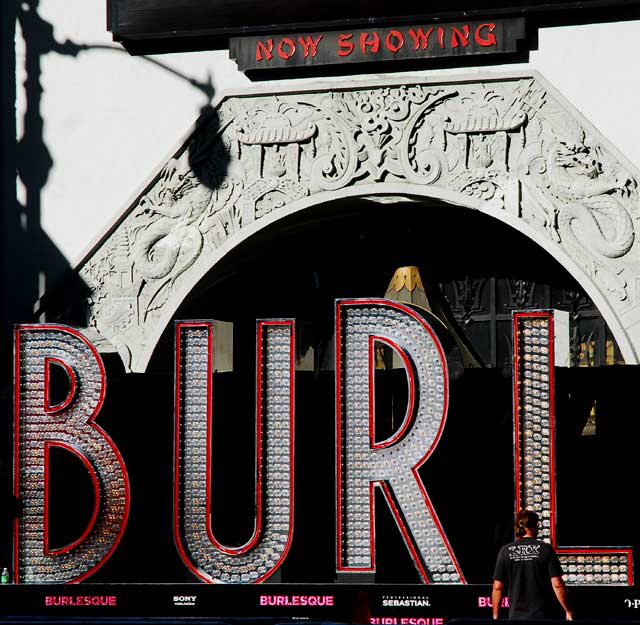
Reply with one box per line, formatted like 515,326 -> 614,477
34,72 -> 640,586
127,194 -> 635,585
60,72 -> 639,372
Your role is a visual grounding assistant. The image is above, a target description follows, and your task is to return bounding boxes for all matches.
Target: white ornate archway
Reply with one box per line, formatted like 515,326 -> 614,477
72,71 -> 640,371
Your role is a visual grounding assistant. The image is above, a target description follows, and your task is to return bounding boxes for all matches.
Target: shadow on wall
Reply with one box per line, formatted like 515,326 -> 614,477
1,0 -> 227,579
8,0 -> 219,329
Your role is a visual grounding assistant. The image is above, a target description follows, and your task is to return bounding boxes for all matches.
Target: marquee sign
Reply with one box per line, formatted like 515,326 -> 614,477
174,320 -> 295,583
229,18 -> 525,72
9,302 -> 634,585
512,312 -> 632,584
13,326 -> 130,584
335,300 -> 463,583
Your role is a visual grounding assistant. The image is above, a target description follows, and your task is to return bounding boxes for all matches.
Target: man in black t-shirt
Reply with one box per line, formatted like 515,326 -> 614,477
492,510 -> 573,620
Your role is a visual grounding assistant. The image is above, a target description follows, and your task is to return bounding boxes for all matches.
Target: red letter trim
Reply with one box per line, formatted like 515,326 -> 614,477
43,441 -> 101,556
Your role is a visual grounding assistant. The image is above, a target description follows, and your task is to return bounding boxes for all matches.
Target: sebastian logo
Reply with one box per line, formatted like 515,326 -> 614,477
381,596 -> 430,608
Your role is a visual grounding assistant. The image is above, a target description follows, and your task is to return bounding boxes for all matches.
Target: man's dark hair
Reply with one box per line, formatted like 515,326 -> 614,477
515,509 -> 539,537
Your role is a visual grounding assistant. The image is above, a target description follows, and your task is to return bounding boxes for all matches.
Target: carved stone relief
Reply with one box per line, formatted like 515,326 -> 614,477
74,73 -> 640,371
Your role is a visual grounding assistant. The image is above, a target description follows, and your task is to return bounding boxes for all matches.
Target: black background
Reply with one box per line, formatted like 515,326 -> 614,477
3,201 -> 639,620
107,0 -> 640,54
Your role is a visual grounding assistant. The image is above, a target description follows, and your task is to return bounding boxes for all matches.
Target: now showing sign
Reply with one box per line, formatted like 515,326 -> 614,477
230,18 -> 525,72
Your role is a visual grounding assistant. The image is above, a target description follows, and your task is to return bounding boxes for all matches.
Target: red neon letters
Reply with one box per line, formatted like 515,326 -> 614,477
335,300 -> 464,583
173,321 -> 295,583
255,23 -> 499,62
11,306 -> 634,584
14,325 -> 130,583
513,311 -> 633,585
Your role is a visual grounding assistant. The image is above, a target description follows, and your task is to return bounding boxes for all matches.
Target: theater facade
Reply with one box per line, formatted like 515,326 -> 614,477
2,0 -> 640,621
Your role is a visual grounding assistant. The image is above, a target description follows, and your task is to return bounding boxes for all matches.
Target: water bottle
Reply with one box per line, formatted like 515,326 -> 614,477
0,568 -> 9,584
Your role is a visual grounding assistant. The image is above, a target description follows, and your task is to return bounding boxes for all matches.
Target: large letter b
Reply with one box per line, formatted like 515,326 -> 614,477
14,325 -> 130,583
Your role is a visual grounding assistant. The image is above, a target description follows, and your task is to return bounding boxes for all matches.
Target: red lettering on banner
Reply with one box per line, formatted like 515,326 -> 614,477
370,619 -> 444,625
259,594 -> 335,606
478,596 -> 509,608
407,27 -> 434,50
338,33 -> 354,56
385,30 -> 404,52
277,37 -> 296,59
475,23 -> 497,46
360,31 -> 380,54
256,39 -> 274,61
451,25 -> 470,48
297,34 -> 323,58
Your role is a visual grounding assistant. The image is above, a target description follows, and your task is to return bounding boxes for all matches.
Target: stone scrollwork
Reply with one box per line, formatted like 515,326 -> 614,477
449,169 -> 507,208
233,99 -> 316,221
398,89 -> 458,185
311,86 -> 457,189
131,121 -> 244,324
71,74 -> 640,371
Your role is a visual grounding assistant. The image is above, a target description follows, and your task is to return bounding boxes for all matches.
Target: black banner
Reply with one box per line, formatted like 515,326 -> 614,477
229,18 -> 525,72
2,584 -> 640,621
107,0 -> 640,54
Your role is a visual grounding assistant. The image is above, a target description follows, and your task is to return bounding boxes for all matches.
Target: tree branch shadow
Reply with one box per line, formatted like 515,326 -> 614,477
1,0 -> 225,579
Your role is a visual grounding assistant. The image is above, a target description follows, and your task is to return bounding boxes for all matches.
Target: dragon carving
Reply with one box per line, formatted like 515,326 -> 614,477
546,137 -> 635,259
131,129 -> 241,317
133,155 -> 211,282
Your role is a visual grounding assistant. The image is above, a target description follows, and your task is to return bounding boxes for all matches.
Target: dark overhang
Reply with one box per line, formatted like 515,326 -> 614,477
108,0 -> 640,55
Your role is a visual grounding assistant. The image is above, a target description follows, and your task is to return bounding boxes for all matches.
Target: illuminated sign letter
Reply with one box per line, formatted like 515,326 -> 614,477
174,320 -> 295,583
335,299 -> 464,583
13,325 -> 130,583
513,311 -> 633,585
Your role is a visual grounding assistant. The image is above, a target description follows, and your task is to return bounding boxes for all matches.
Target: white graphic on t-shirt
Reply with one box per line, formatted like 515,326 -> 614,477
508,544 -> 542,561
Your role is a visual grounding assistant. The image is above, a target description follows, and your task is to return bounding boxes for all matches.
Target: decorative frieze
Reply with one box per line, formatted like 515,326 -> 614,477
74,73 -> 640,371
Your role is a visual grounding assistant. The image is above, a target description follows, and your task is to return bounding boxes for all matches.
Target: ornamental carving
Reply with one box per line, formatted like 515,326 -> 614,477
73,74 -> 640,371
